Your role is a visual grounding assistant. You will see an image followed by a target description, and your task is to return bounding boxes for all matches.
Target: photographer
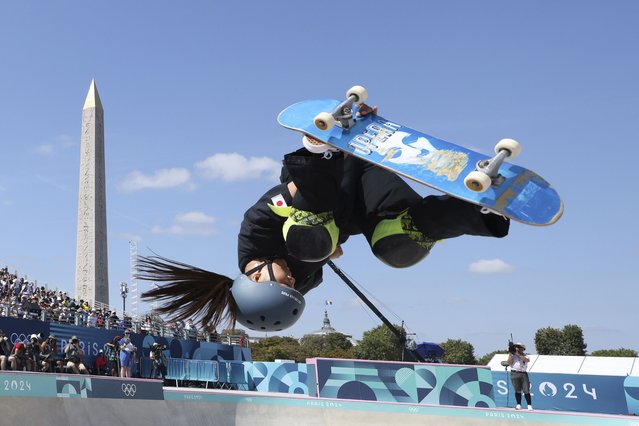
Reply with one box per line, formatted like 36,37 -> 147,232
27,334 -> 41,372
0,329 -> 11,370
94,349 -> 108,375
40,335 -> 60,373
8,341 -> 28,371
149,342 -> 167,381
64,336 -> 88,374
507,342 -> 533,410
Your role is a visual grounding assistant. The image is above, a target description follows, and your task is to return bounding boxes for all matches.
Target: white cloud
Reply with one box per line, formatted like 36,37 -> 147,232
468,258 -> 515,274
35,144 -> 55,155
34,135 -> 76,156
119,168 -> 194,192
151,211 -> 217,236
195,153 -> 280,182
174,211 -> 215,224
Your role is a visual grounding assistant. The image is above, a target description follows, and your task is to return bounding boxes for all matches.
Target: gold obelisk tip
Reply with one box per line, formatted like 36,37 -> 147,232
83,79 -> 103,110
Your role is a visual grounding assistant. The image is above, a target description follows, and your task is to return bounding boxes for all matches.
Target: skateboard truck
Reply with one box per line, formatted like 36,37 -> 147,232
313,85 -> 368,131
464,138 -> 522,193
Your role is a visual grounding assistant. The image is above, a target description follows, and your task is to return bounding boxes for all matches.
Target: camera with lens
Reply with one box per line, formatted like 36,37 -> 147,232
71,338 -> 79,344
508,340 -> 516,354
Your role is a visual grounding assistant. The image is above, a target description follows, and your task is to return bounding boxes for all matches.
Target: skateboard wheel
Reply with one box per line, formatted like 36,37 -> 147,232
346,85 -> 368,104
314,112 -> 337,131
464,171 -> 492,193
494,138 -> 521,158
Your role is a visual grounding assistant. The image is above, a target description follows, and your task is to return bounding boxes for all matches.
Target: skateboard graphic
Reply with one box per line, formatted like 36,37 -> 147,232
277,86 -> 563,226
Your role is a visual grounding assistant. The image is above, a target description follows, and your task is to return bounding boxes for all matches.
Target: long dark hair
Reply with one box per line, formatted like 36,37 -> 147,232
137,255 -> 238,329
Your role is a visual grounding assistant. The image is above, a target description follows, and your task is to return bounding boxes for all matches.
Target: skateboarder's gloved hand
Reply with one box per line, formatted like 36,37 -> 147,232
329,245 -> 343,260
356,103 -> 378,117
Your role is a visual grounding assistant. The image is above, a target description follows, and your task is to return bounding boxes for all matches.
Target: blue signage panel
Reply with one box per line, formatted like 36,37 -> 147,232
493,371 -> 631,415
0,372 -> 57,397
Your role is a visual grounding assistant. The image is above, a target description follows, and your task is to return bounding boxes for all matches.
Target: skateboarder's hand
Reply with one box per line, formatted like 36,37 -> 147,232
356,103 -> 378,117
329,245 -> 343,260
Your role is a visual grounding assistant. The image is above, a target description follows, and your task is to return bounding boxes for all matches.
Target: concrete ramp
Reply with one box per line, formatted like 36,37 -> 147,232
1,388 -> 635,426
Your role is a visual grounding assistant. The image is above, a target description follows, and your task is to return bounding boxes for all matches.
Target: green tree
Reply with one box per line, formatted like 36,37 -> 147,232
299,333 -> 353,359
352,324 -> 406,361
221,328 -> 248,336
249,336 -> 302,362
535,326 -> 564,355
440,339 -> 476,365
591,348 -> 638,357
535,324 -> 587,355
562,324 -> 587,355
477,350 -> 509,366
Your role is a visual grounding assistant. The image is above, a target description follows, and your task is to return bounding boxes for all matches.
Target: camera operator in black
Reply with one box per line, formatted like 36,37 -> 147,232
39,335 -> 59,373
64,336 -> 88,374
149,342 -> 167,381
26,334 -> 41,372
0,330 -> 11,370
23,340 -> 36,371
507,342 -> 533,410
105,336 -> 121,376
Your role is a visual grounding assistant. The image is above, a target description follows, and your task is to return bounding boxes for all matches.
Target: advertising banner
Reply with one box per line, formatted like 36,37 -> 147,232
493,371 -> 631,415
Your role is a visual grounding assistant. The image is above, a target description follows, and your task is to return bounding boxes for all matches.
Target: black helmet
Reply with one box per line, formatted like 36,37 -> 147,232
230,273 -> 305,332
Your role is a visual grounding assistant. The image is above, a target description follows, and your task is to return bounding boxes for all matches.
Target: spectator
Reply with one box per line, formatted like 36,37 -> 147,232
185,319 -> 197,339
23,296 -> 41,320
141,317 -> 152,335
64,336 -> 88,374
119,331 -> 136,378
0,329 -> 11,370
109,311 -> 120,329
87,311 -> 97,327
96,312 -> 105,328
95,349 -> 108,375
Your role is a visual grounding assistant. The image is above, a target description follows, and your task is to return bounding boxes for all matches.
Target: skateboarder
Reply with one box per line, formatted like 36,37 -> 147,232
139,106 -> 509,332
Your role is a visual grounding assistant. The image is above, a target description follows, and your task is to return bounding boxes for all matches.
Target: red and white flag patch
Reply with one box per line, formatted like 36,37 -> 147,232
270,194 -> 287,208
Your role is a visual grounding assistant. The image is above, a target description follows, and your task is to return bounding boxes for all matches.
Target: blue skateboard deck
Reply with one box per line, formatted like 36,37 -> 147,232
278,99 -> 563,226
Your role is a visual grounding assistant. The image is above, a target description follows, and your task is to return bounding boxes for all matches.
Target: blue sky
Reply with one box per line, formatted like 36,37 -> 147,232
1,1 -> 638,358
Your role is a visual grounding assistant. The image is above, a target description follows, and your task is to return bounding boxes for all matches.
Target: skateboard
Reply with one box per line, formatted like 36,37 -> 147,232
277,86 -> 563,226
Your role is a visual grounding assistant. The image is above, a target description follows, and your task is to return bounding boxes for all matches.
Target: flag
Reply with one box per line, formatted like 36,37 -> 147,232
270,194 -> 287,208
325,300 -> 333,306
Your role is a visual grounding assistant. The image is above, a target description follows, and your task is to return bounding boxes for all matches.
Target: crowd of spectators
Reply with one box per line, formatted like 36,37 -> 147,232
0,267 -> 223,342
0,266 -> 249,380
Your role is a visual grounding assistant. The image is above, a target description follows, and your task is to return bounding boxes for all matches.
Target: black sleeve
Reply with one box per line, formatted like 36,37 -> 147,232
237,183 -> 293,272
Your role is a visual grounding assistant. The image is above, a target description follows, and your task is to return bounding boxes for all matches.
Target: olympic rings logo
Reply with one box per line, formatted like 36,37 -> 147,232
121,383 -> 137,397
10,333 -> 29,345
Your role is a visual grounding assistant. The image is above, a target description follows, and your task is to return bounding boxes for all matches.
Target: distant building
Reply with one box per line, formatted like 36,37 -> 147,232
307,310 -> 356,344
246,310 -> 357,346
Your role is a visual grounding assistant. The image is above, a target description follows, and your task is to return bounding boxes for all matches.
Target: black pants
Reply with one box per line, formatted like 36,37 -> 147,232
151,364 -> 167,380
283,150 -> 508,244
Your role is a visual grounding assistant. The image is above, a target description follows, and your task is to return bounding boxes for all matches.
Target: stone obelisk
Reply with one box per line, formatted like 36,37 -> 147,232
75,79 -> 109,307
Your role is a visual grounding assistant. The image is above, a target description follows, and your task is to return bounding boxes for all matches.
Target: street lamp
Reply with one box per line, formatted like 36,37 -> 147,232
120,282 -> 128,314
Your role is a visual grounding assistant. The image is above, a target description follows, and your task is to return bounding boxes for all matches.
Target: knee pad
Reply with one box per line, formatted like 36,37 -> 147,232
283,208 -> 338,262
371,211 -> 436,268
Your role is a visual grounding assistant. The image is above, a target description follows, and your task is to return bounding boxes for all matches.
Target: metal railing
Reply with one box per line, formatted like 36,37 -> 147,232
0,302 -> 248,346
